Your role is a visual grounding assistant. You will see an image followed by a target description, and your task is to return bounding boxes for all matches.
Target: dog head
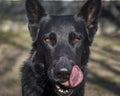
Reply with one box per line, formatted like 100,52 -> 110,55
26,0 -> 101,95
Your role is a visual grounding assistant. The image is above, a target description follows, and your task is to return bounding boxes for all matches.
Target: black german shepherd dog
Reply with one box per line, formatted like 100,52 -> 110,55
21,0 -> 101,96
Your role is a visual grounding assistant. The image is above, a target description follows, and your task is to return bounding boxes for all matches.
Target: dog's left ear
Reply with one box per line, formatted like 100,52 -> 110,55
77,0 -> 101,44
25,0 -> 48,41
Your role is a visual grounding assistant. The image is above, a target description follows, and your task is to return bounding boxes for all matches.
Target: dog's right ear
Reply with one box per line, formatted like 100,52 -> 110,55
26,0 -> 47,41
75,0 -> 101,45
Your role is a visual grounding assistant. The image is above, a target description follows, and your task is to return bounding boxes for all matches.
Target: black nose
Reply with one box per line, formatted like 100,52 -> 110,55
54,67 -> 71,80
53,56 -> 72,80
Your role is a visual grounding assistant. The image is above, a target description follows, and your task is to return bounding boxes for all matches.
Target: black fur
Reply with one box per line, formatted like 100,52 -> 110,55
21,0 -> 101,96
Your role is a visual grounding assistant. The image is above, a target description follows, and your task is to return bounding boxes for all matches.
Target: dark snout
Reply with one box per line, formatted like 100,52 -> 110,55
53,56 -> 73,81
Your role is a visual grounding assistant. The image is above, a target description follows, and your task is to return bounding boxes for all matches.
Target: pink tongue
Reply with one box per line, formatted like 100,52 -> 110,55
61,65 -> 83,88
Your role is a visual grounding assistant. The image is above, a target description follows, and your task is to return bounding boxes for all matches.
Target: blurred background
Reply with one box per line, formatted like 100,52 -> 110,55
0,0 -> 120,96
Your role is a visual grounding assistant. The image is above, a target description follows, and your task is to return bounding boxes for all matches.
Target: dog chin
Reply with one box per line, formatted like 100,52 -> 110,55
55,83 -> 74,96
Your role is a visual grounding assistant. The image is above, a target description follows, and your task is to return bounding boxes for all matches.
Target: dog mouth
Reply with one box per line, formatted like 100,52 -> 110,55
55,83 -> 73,96
54,65 -> 83,96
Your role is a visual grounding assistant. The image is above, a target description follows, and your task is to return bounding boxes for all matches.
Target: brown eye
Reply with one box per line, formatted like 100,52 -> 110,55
44,33 -> 57,46
69,32 -> 81,46
73,37 -> 81,43
44,37 -> 51,43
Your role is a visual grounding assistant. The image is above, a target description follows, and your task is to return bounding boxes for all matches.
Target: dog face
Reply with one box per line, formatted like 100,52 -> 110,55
26,0 -> 101,95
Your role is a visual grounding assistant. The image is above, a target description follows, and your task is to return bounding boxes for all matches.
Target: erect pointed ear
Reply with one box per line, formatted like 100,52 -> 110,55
25,0 -> 47,41
78,0 -> 101,44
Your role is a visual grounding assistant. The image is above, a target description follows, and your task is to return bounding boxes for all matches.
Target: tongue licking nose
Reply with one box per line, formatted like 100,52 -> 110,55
61,65 -> 83,88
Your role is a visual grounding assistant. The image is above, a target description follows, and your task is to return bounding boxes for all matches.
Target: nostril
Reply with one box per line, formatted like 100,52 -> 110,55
54,68 -> 71,80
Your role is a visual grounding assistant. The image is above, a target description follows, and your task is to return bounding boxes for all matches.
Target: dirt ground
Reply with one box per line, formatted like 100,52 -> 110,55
0,29 -> 120,96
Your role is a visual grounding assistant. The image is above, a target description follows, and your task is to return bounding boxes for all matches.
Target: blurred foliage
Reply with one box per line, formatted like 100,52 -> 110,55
0,1 -> 120,35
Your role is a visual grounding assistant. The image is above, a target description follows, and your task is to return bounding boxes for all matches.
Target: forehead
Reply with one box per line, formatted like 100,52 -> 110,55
41,15 -> 86,35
